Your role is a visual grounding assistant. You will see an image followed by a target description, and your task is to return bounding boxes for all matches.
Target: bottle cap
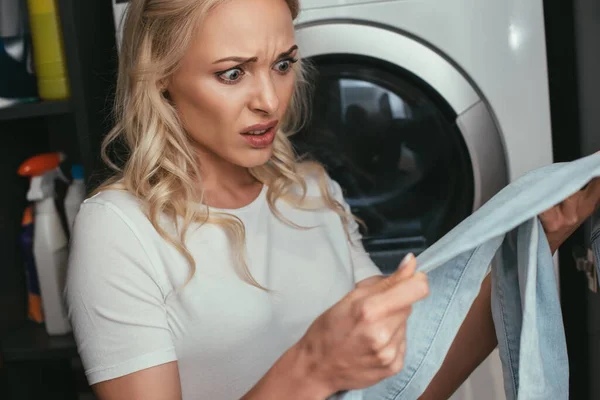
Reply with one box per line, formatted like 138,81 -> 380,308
71,164 -> 84,180
18,153 -> 61,177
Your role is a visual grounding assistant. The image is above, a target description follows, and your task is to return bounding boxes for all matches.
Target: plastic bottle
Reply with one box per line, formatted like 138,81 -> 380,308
64,164 -> 85,234
20,205 -> 44,323
18,152 -> 71,335
26,0 -> 70,100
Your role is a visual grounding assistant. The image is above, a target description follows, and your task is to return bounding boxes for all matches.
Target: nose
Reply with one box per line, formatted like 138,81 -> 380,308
249,73 -> 280,116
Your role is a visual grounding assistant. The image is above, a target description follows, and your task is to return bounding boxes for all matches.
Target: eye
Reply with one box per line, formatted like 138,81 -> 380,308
217,67 -> 245,84
274,58 -> 298,74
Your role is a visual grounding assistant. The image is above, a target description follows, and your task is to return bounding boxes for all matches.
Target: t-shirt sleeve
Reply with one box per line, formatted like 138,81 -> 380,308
65,199 -> 177,385
328,178 -> 384,283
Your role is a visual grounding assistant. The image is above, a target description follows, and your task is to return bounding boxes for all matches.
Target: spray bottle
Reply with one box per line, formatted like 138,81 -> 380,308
18,152 -> 71,335
64,164 -> 85,235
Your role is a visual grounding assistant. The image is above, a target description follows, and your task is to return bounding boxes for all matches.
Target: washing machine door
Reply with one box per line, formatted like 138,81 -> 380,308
293,23 -> 508,272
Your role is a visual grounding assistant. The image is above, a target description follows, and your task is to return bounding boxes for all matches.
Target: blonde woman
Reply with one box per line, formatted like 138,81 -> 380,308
65,0 -> 600,399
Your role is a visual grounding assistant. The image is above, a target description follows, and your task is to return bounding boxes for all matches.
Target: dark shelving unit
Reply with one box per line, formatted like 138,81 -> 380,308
0,1 -> 118,398
1,322 -> 77,363
0,101 -> 71,121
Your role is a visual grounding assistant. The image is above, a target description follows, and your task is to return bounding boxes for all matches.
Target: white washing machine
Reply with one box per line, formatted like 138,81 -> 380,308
291,1 -> 554,399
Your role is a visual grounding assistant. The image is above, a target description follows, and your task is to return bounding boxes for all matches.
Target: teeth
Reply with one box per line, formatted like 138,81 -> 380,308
245,129 -> 268,135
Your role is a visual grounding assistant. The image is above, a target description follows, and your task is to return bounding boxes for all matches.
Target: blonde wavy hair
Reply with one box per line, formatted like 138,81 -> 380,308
97,0 -> 353,289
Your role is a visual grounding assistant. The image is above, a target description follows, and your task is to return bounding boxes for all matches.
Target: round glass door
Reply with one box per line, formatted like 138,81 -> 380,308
292,55 -> 474,261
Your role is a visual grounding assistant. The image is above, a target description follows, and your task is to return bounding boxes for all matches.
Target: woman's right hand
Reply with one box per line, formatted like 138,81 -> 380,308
298,254 -> 429,395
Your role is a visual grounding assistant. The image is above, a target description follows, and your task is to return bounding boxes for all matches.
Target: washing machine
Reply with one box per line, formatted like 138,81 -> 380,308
291,1 -> 554,399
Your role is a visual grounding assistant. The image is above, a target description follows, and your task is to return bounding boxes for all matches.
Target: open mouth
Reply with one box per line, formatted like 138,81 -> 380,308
240,120 -> 278,148
243,128 -> 270,135
240,126 -> 276,148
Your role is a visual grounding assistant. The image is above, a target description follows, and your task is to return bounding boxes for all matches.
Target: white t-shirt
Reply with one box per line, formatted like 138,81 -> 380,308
65,176 -> 382,399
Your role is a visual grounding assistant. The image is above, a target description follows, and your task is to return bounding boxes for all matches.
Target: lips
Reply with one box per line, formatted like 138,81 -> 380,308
240,120 -> 278,148
241,120 -> 278,134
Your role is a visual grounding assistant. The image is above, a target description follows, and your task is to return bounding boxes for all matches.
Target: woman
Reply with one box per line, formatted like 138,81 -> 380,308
65,0 -> 600,399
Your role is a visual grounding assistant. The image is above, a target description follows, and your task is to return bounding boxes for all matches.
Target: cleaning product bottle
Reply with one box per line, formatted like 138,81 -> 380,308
0,0 -> 39,107
26,0 -> 70,100
20,205 -> 44,323
64,164 -> 85,234
18,152 -> 71,335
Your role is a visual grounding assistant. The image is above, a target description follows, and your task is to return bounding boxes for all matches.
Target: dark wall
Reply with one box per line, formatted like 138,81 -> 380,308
545,1 -> 600,399
574,0 -> 600,157
573,2 -> 600,399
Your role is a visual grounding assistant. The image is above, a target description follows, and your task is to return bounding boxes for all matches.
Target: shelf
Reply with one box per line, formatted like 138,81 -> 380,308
0,321 -> 77,362
0,100 -> 71,122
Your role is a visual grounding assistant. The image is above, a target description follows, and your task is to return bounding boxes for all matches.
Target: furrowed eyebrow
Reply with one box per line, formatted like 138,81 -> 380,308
276,45 -> 298,59
212,45 -> 298,65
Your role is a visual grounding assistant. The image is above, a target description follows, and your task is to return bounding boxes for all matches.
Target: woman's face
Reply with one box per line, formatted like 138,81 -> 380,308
168,0 -> 297,170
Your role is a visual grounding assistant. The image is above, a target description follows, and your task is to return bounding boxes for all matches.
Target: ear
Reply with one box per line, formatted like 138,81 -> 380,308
158,78 -> 168,93
158,77 -> 172,100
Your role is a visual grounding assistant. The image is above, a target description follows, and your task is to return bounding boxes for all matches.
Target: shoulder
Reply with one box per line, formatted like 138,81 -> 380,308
72,189 -> 163,265
82,189 -> 146,220
76,189 -> 157,236
73,188 -> 153,249
68,189 -> 174,299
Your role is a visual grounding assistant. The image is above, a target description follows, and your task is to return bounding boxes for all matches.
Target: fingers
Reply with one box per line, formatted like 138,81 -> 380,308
366,254 -> 416,294
542,176 -> 600,226
539,205 -> 560,231
560,193 -> 580,226
368,321 -> 407,369
395,253 -> 417,280
398,337 -> 407,360
383,272 -> 429,311
357,272 -> 429,321
381,254 -> 417,290
350,253 -> 426,330
561,177 -> 600,224
540,191 -> 582,233
583,177 -> 600,210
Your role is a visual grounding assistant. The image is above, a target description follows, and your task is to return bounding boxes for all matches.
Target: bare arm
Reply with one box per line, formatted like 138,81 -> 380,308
91,345 -> 329,400
241,343 -> 333,400
92,362 -> 182,400
356,275 -> 384,288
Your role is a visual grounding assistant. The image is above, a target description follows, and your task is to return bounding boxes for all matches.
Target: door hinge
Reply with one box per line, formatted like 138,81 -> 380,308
573,246 -> 597,293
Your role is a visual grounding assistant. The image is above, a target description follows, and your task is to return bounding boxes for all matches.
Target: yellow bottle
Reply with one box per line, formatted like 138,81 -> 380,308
27,0 -> 70,100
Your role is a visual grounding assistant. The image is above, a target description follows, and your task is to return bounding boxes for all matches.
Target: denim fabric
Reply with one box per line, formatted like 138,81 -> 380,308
333,152 -> 600,400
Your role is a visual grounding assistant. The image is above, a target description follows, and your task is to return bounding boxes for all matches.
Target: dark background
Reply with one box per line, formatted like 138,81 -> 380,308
545,1 -> 600,399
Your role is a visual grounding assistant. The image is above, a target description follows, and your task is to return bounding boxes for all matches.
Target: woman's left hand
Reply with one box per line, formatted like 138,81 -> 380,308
540,177 -> 600,253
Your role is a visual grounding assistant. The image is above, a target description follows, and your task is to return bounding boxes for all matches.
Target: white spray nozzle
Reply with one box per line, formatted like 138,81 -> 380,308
27,169 -> 58,202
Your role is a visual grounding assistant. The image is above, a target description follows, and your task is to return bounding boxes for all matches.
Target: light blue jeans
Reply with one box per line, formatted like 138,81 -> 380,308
335,152 -> 600,400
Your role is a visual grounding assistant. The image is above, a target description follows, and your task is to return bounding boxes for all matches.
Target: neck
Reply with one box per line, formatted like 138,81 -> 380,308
195,148 -> 256,192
